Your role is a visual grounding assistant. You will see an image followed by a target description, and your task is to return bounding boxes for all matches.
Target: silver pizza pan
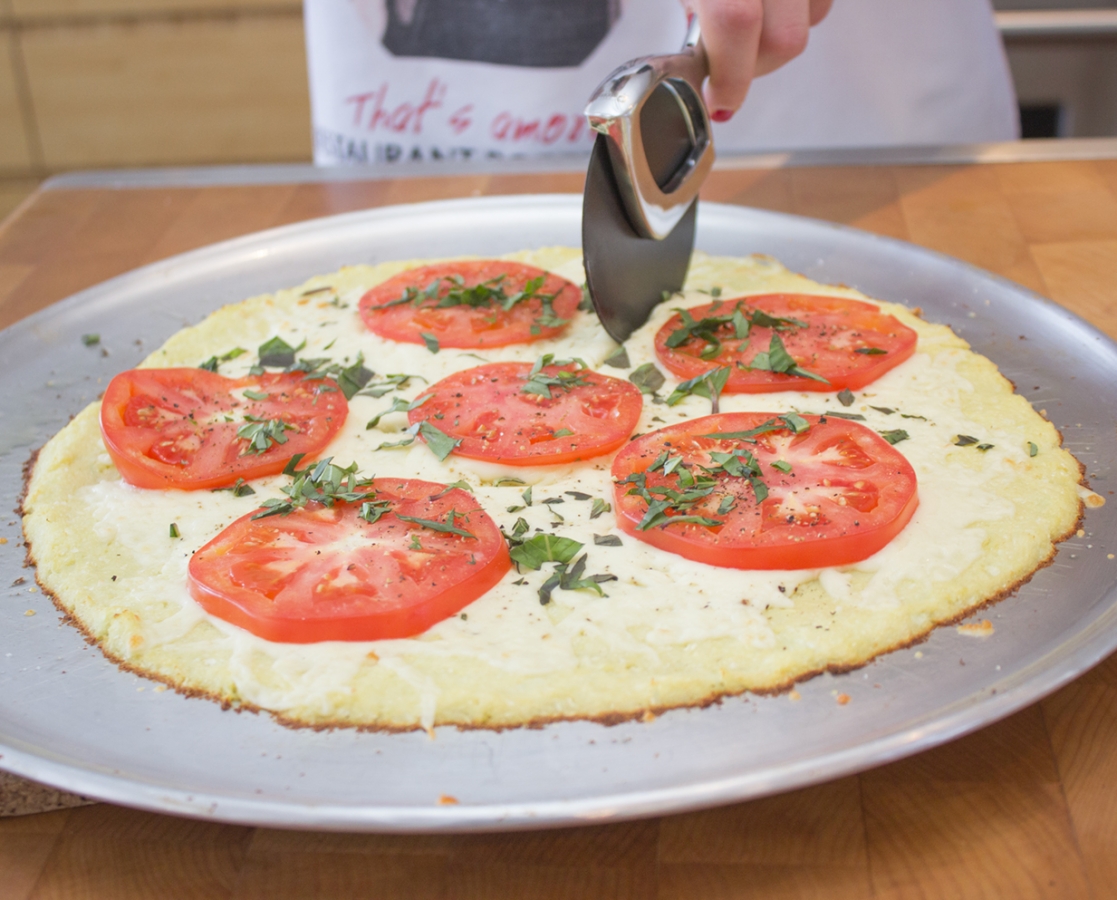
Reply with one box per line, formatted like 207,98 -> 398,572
1,195 -> 1115,832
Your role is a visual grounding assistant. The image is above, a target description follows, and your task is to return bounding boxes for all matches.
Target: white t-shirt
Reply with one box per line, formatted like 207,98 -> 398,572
304,0 -> 1018,166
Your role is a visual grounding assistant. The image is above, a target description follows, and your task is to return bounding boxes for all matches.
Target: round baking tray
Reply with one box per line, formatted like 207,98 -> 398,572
1,195 -> 1114,831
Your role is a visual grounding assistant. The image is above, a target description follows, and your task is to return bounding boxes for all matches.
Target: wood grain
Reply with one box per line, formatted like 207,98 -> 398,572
19,16 -> 310,169
2,159 -> 1117,899
0,35 -> 31,171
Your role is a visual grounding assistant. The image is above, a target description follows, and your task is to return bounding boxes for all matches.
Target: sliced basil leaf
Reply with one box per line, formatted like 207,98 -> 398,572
629,362 -> 666,394
880,429 -> 910,445
509,534 -> 584,570
418,421 -> 461,461
593,534 -> 623,546
837,388 -> 855,407
258,336 -> 297,368
395,512 -> 475,539
337,362 -> 374,400
602,346 -> 630,369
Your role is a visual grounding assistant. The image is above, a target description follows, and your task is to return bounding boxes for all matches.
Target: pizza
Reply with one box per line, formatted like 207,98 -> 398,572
21,247 -> 1095,732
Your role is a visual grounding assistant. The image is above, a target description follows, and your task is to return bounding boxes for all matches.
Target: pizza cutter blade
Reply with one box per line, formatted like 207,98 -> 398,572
582,18 -> 714,343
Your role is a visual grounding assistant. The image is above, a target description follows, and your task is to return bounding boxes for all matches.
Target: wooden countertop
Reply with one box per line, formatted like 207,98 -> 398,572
2,158 -> 1116,899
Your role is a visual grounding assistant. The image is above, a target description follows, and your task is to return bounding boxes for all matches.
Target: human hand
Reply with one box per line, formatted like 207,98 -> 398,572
687,0 -> 833,120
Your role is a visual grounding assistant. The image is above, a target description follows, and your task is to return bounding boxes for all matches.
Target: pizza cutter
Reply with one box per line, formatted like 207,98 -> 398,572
582,15 -> 714,343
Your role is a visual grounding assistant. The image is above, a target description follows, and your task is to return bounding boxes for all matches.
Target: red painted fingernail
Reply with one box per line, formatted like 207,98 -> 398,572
711,109 -> 734,123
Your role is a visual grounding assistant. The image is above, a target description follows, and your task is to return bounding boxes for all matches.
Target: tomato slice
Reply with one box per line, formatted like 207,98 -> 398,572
100,368 -> 347,490
410,361 -> 643,466
187,479 -> 510,643
655,294 -> 917,393
359,260 -> 581,348
612,413 -> 918,569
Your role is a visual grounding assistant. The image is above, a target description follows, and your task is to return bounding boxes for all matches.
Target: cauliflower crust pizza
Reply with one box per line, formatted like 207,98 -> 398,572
21,248 -> 1095,732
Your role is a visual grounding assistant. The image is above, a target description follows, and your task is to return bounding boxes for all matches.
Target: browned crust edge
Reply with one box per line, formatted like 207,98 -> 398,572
20,440 -> 1093,736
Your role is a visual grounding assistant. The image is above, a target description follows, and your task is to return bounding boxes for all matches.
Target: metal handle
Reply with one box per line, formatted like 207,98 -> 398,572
584,22 -> 715,240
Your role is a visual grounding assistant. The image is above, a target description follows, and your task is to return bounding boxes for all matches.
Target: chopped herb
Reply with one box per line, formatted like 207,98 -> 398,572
508,533 -> 583,570
409,534 -> 422,551
506,505 -> 525,513
746,333 -> 829,383
879,429 -> 910,445
954,435 -> 979,446
521,355 -> 589,398
783,412 -> 810,434
199,347 -> 247,372
395,511 -> 475,540
417,421 -> 461,461
565,491 -> 592,501
366,393 -> 432,429
869,406 -> 895,415
237,415 -> 299,454
701,414 -> 813,442
212,478 -> 256,497
666,366 -> 732,413
258,336 -> 298,368
169,523 -> 180,538
252,456 -> 377,520
432,480 -> 473,497
540,497 -> 564,505
493,476 -> 526,487
977,443 -> 994,451
420,332 -> 440,354
900,413 -> 928,421
336,359 -> 374,399
664,299 -> 807,362
590,497 -> 611,519
300,285 -> 333,297
357,373 -> 426,399
593,534 -> 623,546
380,273 -> 565,331
602,346 -> 631,369
771,460 -> 793,474
1029,442 -> 1039,457
243,389 -> 270,401
81,333 -> 100,346
536,553 -> 609,604
522,486 -> 533,507
837,388 -> 855,407
805,409 -> 866,421
855,347 -> 888,355
716,495 -> 737,515
553,427 -> 574,439
629,362 -> 666,394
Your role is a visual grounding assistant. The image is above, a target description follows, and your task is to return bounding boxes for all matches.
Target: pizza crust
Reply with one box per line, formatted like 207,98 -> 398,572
22,249 -> 1089,731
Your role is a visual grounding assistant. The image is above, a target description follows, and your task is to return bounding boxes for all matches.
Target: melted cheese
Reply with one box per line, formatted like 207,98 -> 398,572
26,248 -> 1086,730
